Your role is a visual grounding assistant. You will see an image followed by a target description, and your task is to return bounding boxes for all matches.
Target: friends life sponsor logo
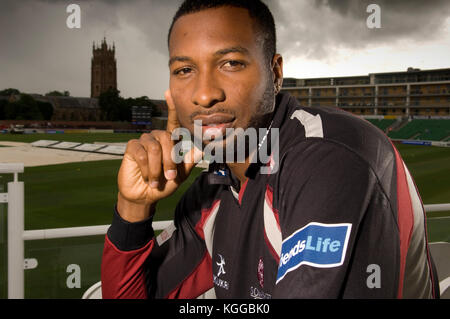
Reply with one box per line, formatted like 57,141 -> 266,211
276,222 -> 352,284
170,120 -> 279,175
213,254 -> 230,290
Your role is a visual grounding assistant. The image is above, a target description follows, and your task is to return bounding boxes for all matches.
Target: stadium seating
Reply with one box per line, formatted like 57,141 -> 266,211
367,119 -> 396,132
388,119 -> 450,141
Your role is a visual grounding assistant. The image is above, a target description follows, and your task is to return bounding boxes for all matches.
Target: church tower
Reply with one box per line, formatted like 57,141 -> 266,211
91,37 -> 117,98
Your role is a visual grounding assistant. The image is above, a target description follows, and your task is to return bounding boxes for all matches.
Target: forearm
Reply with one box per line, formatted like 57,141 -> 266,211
101,206 -> 155,299
116,192 -> 156,223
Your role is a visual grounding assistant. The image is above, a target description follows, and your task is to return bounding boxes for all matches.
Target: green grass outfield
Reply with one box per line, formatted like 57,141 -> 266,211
396,143 -> 450,247
0,133 -> 449,298
0,132 -> 142,144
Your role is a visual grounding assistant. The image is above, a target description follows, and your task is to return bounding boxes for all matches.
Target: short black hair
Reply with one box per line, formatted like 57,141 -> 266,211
167,0 -> 276,63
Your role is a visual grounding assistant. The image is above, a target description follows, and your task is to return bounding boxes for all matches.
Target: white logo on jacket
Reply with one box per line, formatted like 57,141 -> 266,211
213,253 -> 229,290
216,254 -> 226,277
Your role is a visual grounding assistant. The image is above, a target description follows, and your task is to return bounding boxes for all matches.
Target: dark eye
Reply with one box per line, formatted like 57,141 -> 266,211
174,67 -> 192,76
222,60 -> 246,71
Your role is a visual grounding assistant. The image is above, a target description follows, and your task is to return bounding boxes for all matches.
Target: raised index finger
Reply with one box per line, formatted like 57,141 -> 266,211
165,89 -> 181,133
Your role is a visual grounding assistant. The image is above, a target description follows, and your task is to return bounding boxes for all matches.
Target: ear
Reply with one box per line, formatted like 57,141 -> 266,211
271,54 -> 283,94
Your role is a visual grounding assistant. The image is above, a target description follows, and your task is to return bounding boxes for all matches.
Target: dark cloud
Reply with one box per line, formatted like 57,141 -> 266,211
0,0 -> 449,98
0,0 -> 182,98
274,0 -> 450,60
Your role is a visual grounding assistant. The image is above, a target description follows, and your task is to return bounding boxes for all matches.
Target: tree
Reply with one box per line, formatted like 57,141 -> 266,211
0,99 -> 7,120
45,90 -> 70,97
152,103 -> 162,117
118,99 -> 131,122
99,88 -> 123,121
5,94 -> 42,120
98,90 -> 163,122
131,96 -> 151,107
0,88 -> 20,96
37,101 -> 54,120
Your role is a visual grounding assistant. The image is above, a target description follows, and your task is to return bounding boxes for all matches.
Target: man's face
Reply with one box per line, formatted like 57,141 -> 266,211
168,6 -> 280,150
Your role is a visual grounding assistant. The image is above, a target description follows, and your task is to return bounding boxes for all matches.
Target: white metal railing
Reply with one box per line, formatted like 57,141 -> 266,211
1,163 -> 24,299
22,221 -> 173,241
1,162 -> 449,299
0,163 -> 171,299
423,203 -> 450,213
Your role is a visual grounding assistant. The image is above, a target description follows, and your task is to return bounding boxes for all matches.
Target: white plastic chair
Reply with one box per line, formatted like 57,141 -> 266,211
82,281 -> 102,299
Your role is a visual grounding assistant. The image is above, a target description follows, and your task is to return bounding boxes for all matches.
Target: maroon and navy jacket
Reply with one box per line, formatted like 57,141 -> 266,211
101,92 -> 439,299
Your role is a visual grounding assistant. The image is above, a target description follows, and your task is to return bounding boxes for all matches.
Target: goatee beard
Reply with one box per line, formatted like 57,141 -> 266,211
205,79 -> 277,163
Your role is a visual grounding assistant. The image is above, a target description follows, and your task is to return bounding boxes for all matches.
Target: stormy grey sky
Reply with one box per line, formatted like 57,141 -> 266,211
1,0 -> 450,99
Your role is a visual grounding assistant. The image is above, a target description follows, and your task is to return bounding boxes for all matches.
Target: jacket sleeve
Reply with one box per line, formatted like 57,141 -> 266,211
101,208 -> 155,299
101,173 -> 217,299
272,140 -> 401,298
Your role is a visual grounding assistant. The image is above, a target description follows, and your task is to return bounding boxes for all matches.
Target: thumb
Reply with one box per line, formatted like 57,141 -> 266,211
165,89 -> 181,133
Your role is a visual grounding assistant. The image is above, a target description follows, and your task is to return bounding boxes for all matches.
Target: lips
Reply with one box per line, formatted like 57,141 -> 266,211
193,113 -> 235,126
192,113 -> 236,140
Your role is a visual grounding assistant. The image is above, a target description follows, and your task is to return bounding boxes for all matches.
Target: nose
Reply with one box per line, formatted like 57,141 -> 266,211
191,69 -> 225,108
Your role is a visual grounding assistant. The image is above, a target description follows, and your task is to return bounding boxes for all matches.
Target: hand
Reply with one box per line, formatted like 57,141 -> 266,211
116,90 -> 202,222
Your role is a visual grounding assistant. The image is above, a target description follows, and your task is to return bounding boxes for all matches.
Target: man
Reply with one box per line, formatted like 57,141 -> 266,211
101,0 -> 439,298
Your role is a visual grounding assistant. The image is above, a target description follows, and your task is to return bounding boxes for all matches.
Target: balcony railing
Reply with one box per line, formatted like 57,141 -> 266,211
2,163 -> 450,298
